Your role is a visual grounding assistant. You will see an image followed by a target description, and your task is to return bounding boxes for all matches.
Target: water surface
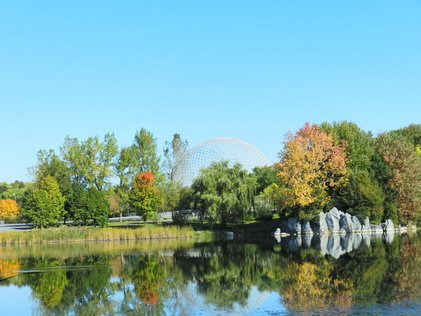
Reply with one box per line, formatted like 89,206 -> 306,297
0,233 -> 420,315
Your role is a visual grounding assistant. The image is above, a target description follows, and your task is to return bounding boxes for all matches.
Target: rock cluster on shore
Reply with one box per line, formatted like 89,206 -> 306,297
276,207 -> 413,236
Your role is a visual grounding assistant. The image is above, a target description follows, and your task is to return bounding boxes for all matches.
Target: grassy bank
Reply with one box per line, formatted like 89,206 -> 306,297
0,239 -> 200,260
0,224 -> 212,246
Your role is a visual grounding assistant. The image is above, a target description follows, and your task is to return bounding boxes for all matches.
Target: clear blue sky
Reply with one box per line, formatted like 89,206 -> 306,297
1,1 -> 420,182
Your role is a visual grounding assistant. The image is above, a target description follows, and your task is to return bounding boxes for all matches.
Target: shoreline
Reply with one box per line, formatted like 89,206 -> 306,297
0,225 -> 213,247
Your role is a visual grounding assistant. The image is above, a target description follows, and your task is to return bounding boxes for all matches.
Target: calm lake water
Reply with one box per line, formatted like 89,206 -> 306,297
0,232 -> 420,315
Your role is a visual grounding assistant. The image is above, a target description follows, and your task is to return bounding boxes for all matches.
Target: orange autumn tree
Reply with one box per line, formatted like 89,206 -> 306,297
276,123 -> 348,219
0,199 -> 19,222
129,172 -> 160,222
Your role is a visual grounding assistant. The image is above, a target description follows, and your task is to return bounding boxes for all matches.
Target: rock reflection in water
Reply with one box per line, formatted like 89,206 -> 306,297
280,233 -> 397,259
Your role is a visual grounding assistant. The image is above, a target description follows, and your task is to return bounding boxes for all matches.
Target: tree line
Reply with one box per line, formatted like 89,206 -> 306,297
0,122 -> 420,227
184,122 -> 420,226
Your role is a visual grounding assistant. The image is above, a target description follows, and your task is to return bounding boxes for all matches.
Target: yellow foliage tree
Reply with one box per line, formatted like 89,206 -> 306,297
276,123 -> 348,218
0,199 -> 19,221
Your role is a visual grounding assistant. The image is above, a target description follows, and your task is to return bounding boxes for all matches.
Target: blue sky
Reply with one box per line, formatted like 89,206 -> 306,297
1,1 -> 420,182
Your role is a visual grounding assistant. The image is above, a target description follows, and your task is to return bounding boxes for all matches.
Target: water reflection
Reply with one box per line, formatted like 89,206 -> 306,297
0,233 -> 420,315
278,233 -> 390,259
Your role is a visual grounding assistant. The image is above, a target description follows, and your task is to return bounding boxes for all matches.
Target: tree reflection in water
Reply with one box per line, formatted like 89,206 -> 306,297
0,233 -> 420,314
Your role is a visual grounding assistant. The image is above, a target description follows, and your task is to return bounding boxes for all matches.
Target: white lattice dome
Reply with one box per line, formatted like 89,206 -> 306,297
177,137 -> 269,186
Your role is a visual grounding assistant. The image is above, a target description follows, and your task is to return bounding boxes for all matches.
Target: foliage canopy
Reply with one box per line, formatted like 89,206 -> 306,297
191,161 -> 256,225
276,123 -> 348,219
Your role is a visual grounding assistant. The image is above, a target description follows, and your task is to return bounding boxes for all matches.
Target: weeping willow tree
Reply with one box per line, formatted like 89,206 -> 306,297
191,161 -> 256,225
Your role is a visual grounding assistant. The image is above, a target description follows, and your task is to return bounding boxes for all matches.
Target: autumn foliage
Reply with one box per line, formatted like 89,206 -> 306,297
276,123 -> 347,218
375,133 -> 421,223
0,199 -> 19,221
130,172 -> 160,222
138,171 -> 155,183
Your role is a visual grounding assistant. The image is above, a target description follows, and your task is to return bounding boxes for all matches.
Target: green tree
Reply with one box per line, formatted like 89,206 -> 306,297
334,171 -> 385,223
0,181 -> 31,206
60,136 -> 87,186
370,151 -> 400,222
254,183 -> 295,220
66,183 -> 86,223
0,183 -> 9,196
69,185 -> 109,226
320,122 -> 385,222
161,134 -> 189,215
80,187 -> 109,226
113,146 -> 139,220
320,121 -> 374,171
254,192 -> 274,221
159,181 -> 181,213
129,172 -> 160,222
392,124 -> 421,148
61,133 -> 118,190
114,146 -> 138,189
191,161 -> 256,225
162,133 -> 188,184
252,165 -> 279,195
32,149 -> 71,192
172,187 -> 194,224
22,176 -> 65,228
133,129 -> 161,177
31,149 -> 73,221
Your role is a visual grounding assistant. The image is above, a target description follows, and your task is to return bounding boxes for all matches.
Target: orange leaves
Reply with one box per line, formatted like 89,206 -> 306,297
134,172 -> 155,188
0,199 -> 19,221
277,123 -> 348,210
0,259 -> 20,279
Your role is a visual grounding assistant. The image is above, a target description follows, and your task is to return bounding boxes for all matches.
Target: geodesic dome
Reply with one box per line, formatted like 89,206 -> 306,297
177,137 -> 269,186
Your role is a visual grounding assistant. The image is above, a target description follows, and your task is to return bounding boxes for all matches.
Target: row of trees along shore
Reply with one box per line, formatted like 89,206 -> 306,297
0,122 -> 420,229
